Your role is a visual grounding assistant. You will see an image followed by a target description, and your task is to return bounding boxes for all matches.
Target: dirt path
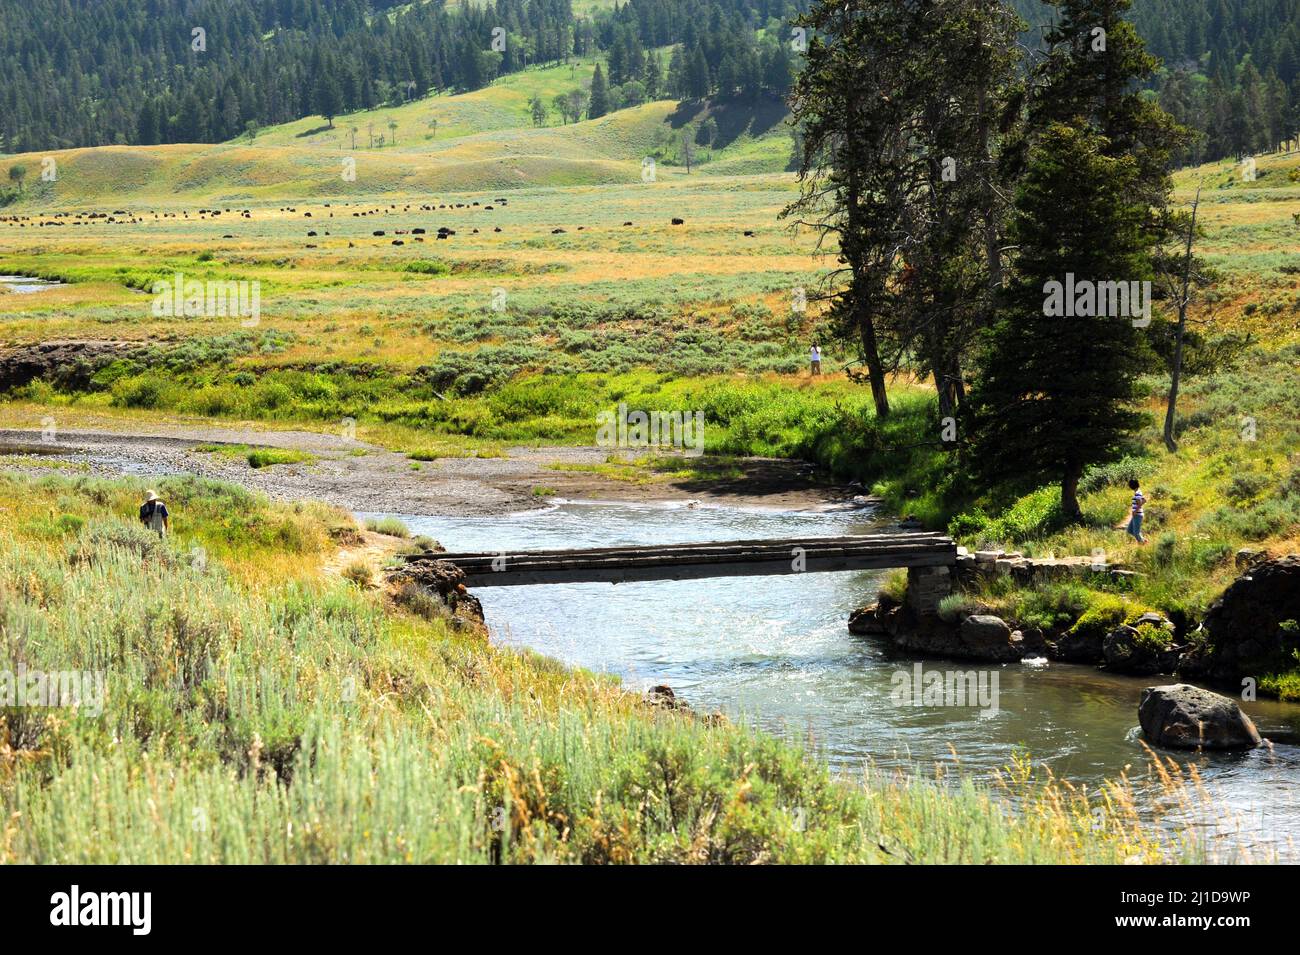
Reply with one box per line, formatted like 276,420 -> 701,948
321,529 -> 407,583
0,424 -> 869,517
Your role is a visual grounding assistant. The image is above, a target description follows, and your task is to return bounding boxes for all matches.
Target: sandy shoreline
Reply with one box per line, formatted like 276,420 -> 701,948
0,426 -> 870,517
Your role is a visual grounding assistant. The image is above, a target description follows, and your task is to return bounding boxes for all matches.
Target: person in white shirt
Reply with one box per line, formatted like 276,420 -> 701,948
809,343 -> 822,376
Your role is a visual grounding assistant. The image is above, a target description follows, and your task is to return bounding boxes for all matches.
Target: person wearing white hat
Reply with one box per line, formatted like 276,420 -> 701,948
139,489 -> 170,536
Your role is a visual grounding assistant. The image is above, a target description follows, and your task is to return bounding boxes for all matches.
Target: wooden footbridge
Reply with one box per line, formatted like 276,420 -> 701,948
403,532 -> 957,587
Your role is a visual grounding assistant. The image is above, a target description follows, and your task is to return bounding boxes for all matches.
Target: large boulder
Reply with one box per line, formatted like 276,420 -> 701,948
1138,684 -> 1261,750
386,559 -> 484,627
848,593 -> 901,636
1053,626 -> 1106,664
1103,613 -> 1180,675
1177,555 -> 1300,688
959,614 -> 1023,662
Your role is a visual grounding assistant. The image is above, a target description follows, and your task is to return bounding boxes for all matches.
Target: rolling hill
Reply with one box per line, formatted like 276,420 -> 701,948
1,61 -> 793,208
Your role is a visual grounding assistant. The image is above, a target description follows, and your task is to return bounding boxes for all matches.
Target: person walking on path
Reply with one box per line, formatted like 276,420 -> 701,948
1118,479 -> 1147,544
809,343 -> 822,376
140,489 -> 170,536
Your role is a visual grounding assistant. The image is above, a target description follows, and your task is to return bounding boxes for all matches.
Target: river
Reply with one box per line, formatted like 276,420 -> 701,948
0,275 -> 62,293
390,499 -> 1300,859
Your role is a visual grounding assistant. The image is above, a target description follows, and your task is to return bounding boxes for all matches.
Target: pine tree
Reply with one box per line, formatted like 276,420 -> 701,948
783,0 -> 937,419
587,64 -> 609,119
314,69 -> 342,128
686,46 -> 711,100
666,46 -> 687,98
762,41 -> 793,96
1030,0 -> 1188,209
968,125 -> 1152,521
643,50 -> 661,98
136,99 -> 160,145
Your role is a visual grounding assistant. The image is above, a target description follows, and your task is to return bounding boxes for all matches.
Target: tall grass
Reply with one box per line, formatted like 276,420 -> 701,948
0,473 -> 1219,863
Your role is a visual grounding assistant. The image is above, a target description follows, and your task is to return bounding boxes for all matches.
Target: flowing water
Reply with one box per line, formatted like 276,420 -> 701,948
0,275 -> 62,294
389,499 -> 1299,859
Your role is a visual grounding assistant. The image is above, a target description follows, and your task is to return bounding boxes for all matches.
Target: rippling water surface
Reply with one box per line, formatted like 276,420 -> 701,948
393,499 -> 1300,860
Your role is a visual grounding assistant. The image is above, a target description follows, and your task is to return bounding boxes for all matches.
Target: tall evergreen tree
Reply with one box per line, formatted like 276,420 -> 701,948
968,125 -> 1151,521
686,45 -> 711,100
314,67 -> 343,128
886,0 -> 1025,423
588,63 -> 610,119
784,0 -> 939,418
1029,0 -> 1188,204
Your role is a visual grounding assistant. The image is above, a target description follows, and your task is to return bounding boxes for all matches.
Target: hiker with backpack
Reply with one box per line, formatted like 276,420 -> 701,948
139,490 -> 170,536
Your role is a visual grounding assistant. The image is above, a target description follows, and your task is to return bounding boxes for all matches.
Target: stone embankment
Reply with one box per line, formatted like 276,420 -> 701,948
854,551 -> 1298,684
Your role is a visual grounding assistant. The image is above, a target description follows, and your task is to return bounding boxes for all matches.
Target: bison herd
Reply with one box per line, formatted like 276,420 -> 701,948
0,202 -> 765,254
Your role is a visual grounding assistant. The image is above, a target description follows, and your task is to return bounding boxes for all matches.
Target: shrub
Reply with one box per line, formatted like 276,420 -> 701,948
111,374 -> 180,409
342,560 -> 373,587
937,592 -> 982,623
1078,456 -> 1159,494
1064,592 -> 1155,642
365,516 -> 410,538
391,581 -> 447,621
404,260 -> 450,275
949,486 -> 1065,545
1005,582 -> 1093,633
880,569 -> 908,604
247,449 -> 311,469
1132,622 -> 1170,653
1154,533 -> 1177,567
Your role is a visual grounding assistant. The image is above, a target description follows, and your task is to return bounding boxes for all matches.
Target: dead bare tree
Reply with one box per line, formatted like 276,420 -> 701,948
1157,183 -> 1209,452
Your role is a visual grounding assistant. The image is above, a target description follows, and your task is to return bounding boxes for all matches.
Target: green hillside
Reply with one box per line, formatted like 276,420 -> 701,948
1,61 -> 793,207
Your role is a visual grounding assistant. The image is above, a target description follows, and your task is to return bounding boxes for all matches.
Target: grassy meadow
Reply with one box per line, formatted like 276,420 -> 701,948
0,470 -> 1217,863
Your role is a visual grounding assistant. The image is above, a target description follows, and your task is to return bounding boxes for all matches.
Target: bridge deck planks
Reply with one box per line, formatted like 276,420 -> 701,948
402,533 -> 956,587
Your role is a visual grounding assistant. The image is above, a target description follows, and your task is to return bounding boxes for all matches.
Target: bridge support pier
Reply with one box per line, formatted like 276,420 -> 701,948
906,565 -> 952,620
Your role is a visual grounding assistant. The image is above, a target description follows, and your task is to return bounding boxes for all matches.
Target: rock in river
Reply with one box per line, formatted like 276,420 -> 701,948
1102,612 -> 1180,676
1138,683 -> 1261,751
848,601 -> 893,636
959,614 -> 1022,662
